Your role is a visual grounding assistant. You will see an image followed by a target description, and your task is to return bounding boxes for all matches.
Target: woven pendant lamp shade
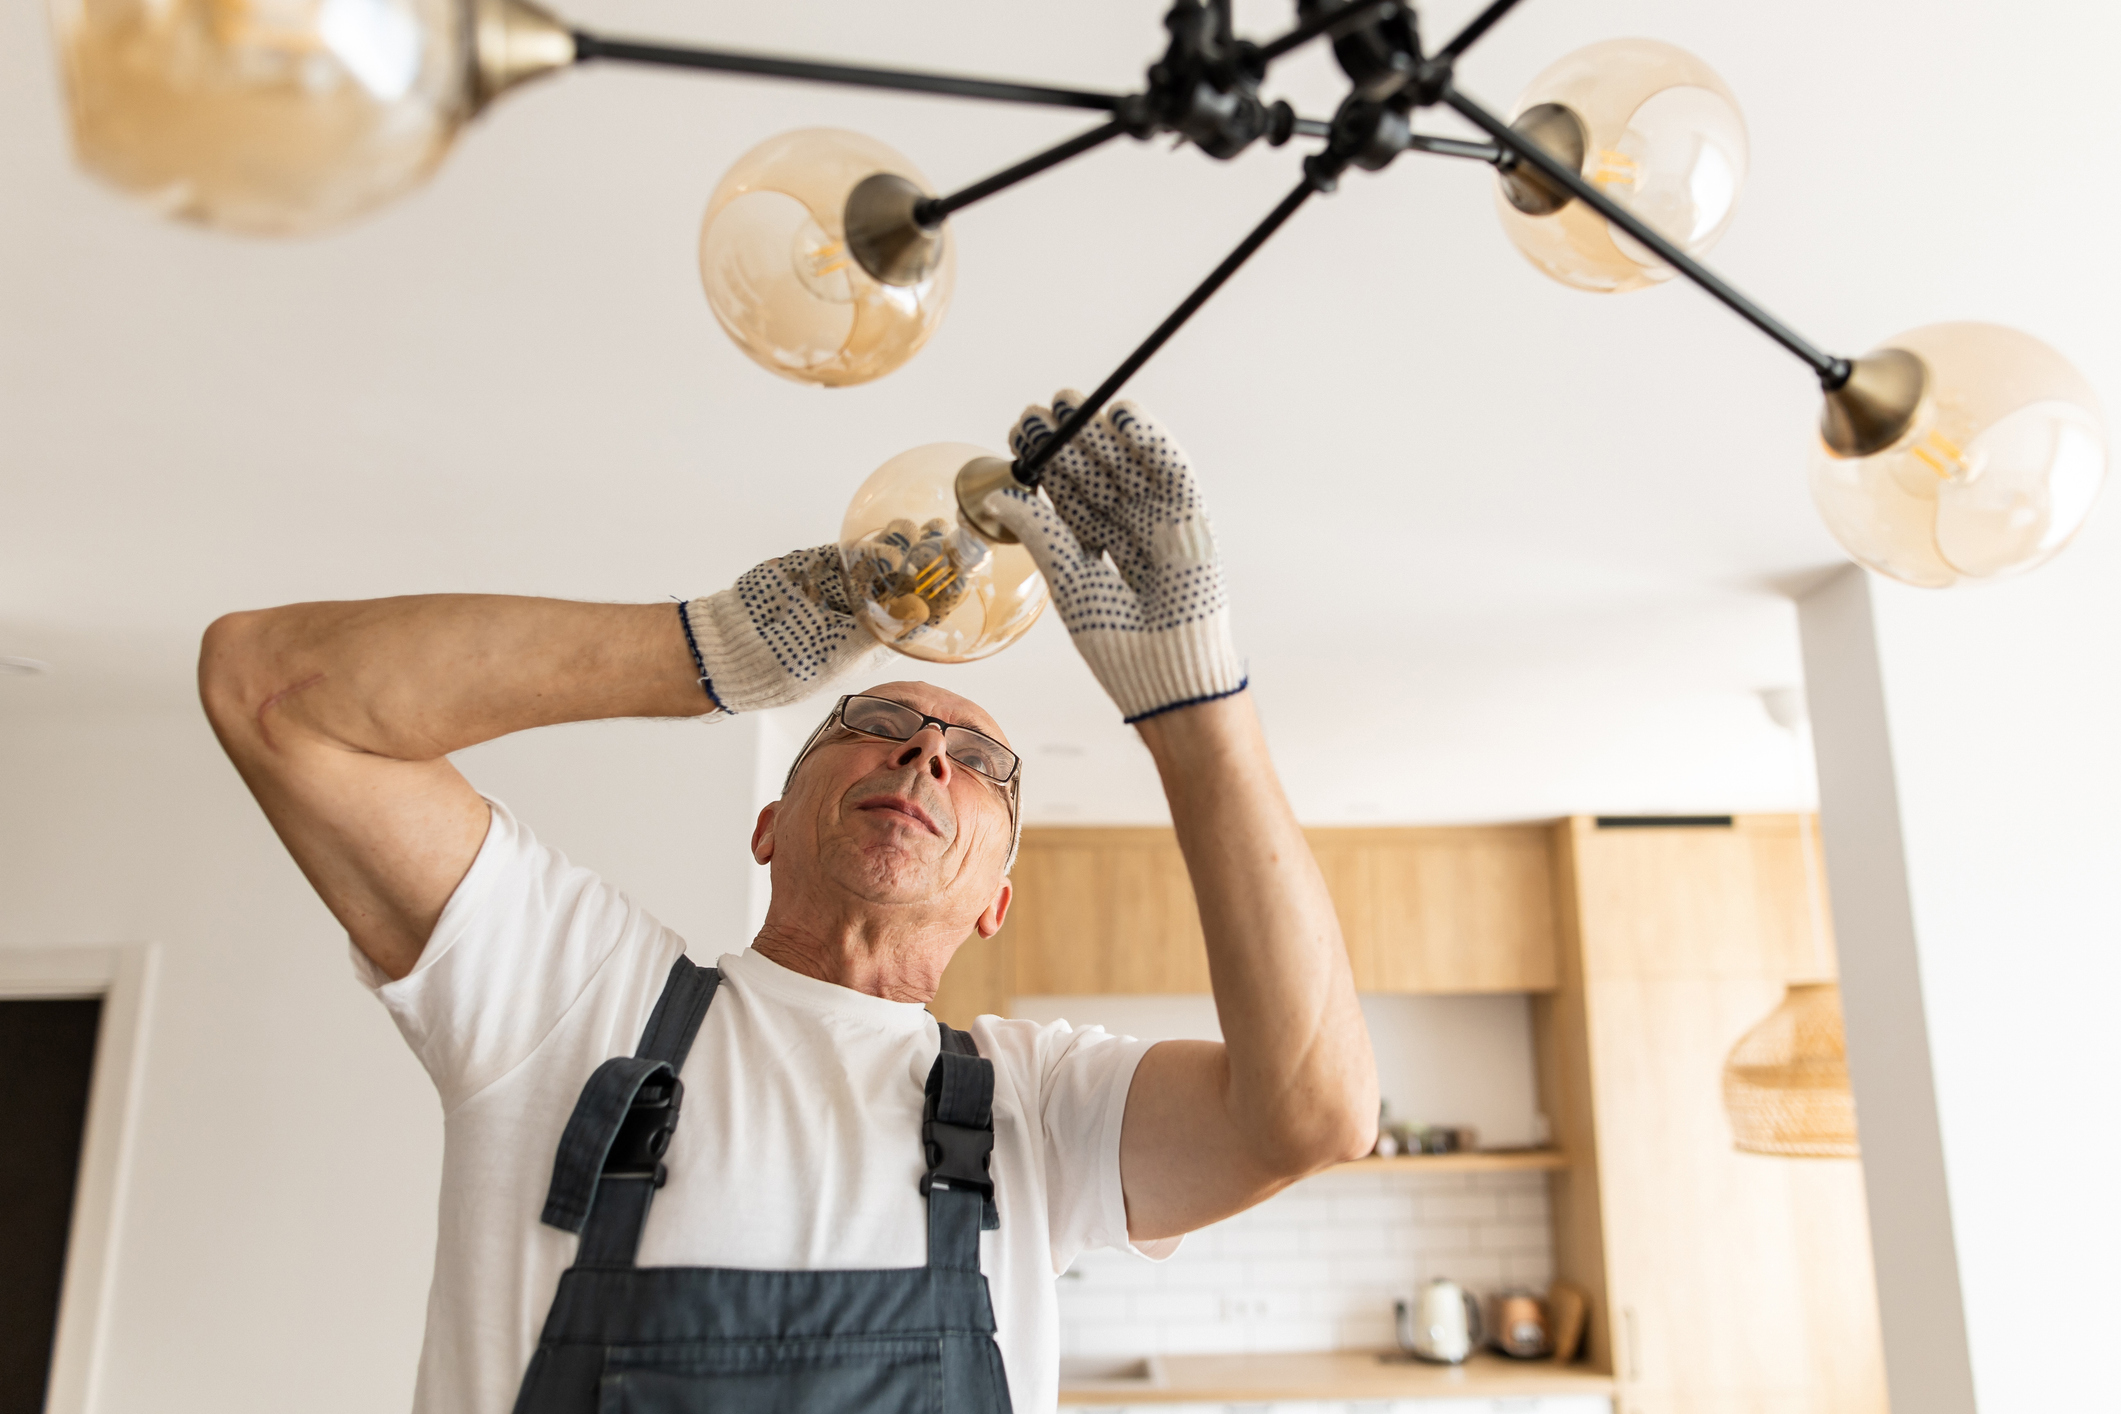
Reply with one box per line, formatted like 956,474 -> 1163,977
1722,981 -> 1859,1158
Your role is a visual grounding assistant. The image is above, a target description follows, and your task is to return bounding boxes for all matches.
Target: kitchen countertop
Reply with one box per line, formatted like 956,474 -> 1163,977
1058,1351 -> 1616,1404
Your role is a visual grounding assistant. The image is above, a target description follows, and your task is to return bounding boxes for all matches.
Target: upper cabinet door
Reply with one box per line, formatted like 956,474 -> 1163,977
984,824 -> 1560,1000
1308,827 -> 1560,992
1005,828 -> 1211,996
1566,815 -> 1836,982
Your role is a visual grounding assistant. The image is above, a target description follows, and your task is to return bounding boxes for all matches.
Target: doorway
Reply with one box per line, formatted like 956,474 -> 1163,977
0,998 -> 103,1414
0,947 -> 153,1414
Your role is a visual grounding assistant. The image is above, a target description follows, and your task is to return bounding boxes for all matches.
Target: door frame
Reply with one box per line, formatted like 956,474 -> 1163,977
0,945 -> 157,1414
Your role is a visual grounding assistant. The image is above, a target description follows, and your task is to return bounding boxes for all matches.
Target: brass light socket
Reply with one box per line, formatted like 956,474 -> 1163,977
1499,102 -> 1587,216
472,0 -> 577,113
954,457 -> 1024,544
844,173 -> 946,287
1819,349 -> 1927,458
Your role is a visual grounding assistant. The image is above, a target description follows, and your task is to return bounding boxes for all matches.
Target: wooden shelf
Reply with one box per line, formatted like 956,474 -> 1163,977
1333,1148 -> 1569,1174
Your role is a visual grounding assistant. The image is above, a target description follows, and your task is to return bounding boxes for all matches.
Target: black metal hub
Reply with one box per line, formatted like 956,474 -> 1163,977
1327,97 -> 1413,172
1302,0 -> 1421,102
1139,0 -> 1274,159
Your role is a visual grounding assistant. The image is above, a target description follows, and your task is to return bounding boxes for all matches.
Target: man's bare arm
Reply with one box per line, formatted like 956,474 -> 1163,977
1116,693 -> 1378,1240
198,596 -> 709,981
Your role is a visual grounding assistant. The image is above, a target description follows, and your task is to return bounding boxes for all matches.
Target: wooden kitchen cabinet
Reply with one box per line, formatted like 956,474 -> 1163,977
1006,829 -> 1212,996
1308,826 -> 1558,992
940,814 -> 1889,1414
930,823 -> 1562,1026
929,827 -> 1208,1027
1564,814 -> 1832,983
1539,815 -> 1887,1414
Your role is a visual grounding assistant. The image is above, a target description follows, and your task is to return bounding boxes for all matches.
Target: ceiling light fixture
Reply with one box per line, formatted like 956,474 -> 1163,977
44,0 -> 2109,661
1724,981 -> 1858,1159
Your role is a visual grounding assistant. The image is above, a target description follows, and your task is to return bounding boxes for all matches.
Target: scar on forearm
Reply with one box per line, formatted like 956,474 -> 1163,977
255,672 -> 326,751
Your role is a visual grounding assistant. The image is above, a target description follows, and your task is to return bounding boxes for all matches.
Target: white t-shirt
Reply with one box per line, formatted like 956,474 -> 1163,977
357,800 -> 1172,1414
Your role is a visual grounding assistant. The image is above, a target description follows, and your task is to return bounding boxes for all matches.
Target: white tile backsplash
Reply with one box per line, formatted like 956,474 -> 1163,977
1060,1169 -> 1555,1358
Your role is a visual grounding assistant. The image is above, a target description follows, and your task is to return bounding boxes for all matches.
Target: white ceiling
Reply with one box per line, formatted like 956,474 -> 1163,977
4,0 -> 2115,823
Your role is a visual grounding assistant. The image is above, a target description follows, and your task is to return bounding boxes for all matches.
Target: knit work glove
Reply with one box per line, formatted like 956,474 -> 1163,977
682,546 -> 886,714
982,391 -> 1246,723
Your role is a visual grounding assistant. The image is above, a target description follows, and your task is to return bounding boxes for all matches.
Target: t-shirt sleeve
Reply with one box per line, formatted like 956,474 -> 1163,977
351,797 -> 682,1112
973,1015 -> 1182,1273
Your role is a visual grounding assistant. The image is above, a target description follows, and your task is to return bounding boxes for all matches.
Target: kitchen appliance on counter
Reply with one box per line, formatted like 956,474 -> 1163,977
1395,1278 -> 1484,1363
1490,1289 -> 1552,1358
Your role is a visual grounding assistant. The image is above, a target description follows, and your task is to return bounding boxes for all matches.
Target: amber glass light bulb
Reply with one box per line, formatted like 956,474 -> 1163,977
1811,323 -> 2107,588
699,130 -> 955,387
840,443 -> 1046,663
47,0 -> 479,234
1495,38 -> 1748,293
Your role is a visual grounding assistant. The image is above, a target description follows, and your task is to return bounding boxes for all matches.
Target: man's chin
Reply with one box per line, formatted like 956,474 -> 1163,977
824,842 -> 946,904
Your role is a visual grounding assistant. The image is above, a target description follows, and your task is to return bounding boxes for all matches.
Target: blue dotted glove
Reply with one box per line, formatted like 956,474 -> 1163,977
682,546 -> 885,714
981,391 -> 1246,723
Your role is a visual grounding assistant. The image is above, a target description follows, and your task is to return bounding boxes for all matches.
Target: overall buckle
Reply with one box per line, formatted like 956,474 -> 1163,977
920,1116 -> 994,1199
604,1074 -> 684,1188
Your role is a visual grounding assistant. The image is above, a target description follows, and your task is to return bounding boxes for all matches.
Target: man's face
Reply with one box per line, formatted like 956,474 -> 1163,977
755,681 -> 1015,928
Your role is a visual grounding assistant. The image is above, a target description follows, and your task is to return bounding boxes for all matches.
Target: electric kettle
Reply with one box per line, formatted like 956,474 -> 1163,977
1396,1278 -> 1484,1364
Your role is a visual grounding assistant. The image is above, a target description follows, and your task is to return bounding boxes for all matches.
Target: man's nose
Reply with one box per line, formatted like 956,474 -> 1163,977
893,727 -> 952,783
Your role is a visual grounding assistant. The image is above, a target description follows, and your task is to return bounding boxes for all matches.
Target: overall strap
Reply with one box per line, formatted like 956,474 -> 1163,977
540,956 -> 720,1266
922,1022 -> 999,1271
636,954 -> 721,1067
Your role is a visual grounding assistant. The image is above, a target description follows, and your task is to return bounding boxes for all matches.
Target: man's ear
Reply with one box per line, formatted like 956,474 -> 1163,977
750,801 -> 778,865
973,877 -> 1012,939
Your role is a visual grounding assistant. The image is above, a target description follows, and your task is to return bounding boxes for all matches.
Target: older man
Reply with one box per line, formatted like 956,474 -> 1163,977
199,395 -> 1375,1414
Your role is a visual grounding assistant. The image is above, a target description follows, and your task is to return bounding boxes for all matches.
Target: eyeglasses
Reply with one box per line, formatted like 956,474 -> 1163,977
785,693 -> 1022,830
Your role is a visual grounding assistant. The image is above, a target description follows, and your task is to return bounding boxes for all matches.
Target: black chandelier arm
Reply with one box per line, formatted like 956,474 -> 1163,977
915,120 -> 1130,226
569,30 -> 1124,113
1436,0 -> 1531,63
1440,84 -> 1852,388
1407,133 -> 1505,162
1014,172 -> 1329,484
1255,0 -> 1403,66
914,106 -> 1342,230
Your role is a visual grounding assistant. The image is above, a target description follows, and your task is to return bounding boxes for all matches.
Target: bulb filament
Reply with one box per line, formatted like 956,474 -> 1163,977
1592,149 -> 1643,191
912,557 -> 958,599
1910,430 -> 1968,479
804,239 -> 851,279
850,517 -> 986,638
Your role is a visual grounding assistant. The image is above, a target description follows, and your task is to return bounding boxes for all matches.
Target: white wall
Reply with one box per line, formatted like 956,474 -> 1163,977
1015,994 -> 1545,1150
1798,504 -> 2121,1412
0,705 -> 761,1413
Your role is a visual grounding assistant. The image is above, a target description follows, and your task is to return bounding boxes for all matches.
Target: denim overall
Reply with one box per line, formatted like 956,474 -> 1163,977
512,957 -> 1014,1414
